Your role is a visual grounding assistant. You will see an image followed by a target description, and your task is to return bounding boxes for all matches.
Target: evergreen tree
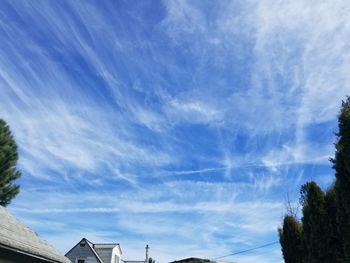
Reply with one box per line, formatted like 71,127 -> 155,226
300,181 -> 327,263
279,99 -> 350,262
0,119 -> 21,206
279,215 -> 303,263
324,186 -> 343,263
332,97 -> 350,260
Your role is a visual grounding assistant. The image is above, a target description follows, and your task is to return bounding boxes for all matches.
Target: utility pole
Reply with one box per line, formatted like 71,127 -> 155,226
145,244 -> 149,263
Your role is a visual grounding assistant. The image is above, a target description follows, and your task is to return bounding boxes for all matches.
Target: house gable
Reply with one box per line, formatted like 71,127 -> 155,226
65,238 -> 102,263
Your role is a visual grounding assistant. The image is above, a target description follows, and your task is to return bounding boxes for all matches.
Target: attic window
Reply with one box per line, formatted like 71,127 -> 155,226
80,243 -> 86,247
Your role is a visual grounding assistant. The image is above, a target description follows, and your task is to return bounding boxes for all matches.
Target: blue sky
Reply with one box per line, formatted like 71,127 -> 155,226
1,1 -> 350,262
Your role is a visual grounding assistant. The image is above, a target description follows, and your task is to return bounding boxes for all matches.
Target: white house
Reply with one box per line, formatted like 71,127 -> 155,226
65,238 -> 122,263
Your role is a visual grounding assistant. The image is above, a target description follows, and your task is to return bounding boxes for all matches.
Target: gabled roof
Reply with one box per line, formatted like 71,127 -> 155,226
65,238 -> 103,263
66,238 -> 122,263
0,205 -> 70,263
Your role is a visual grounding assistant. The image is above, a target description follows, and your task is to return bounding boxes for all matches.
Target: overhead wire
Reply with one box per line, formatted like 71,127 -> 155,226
211,241 -> 279,260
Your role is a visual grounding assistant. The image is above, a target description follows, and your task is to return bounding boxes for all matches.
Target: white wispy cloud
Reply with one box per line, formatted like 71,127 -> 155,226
11,180 -> 283,262
159,167 -> 225,176
2,1 -> 349,263
166,99 -> 224,125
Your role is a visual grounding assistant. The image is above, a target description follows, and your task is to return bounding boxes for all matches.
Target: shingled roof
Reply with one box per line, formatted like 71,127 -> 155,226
0,205 -> 71,263
65,238 -> 122,263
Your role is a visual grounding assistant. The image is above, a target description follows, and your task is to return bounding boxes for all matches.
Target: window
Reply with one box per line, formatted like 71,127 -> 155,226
114,255 -> 120,263
77,260 -> 85,263
79,243 -> 86,247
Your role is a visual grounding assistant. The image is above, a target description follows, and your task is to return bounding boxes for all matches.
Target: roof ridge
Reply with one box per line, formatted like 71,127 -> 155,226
84,238 -> 95,246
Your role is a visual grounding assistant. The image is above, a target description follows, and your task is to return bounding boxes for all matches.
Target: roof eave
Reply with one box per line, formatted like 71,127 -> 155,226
0,243 -> 70,263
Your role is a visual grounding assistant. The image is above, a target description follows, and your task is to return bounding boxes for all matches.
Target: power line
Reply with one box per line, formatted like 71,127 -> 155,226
211,241 -> 279,260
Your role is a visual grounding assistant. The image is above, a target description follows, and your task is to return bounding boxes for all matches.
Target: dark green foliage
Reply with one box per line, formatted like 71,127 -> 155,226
278,215 -> 303,263
300,182 -> 327,263
279,98 -> 350,263
0,119 -> 21,206
332,97 -> 350,260
324,187 -> 343,263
